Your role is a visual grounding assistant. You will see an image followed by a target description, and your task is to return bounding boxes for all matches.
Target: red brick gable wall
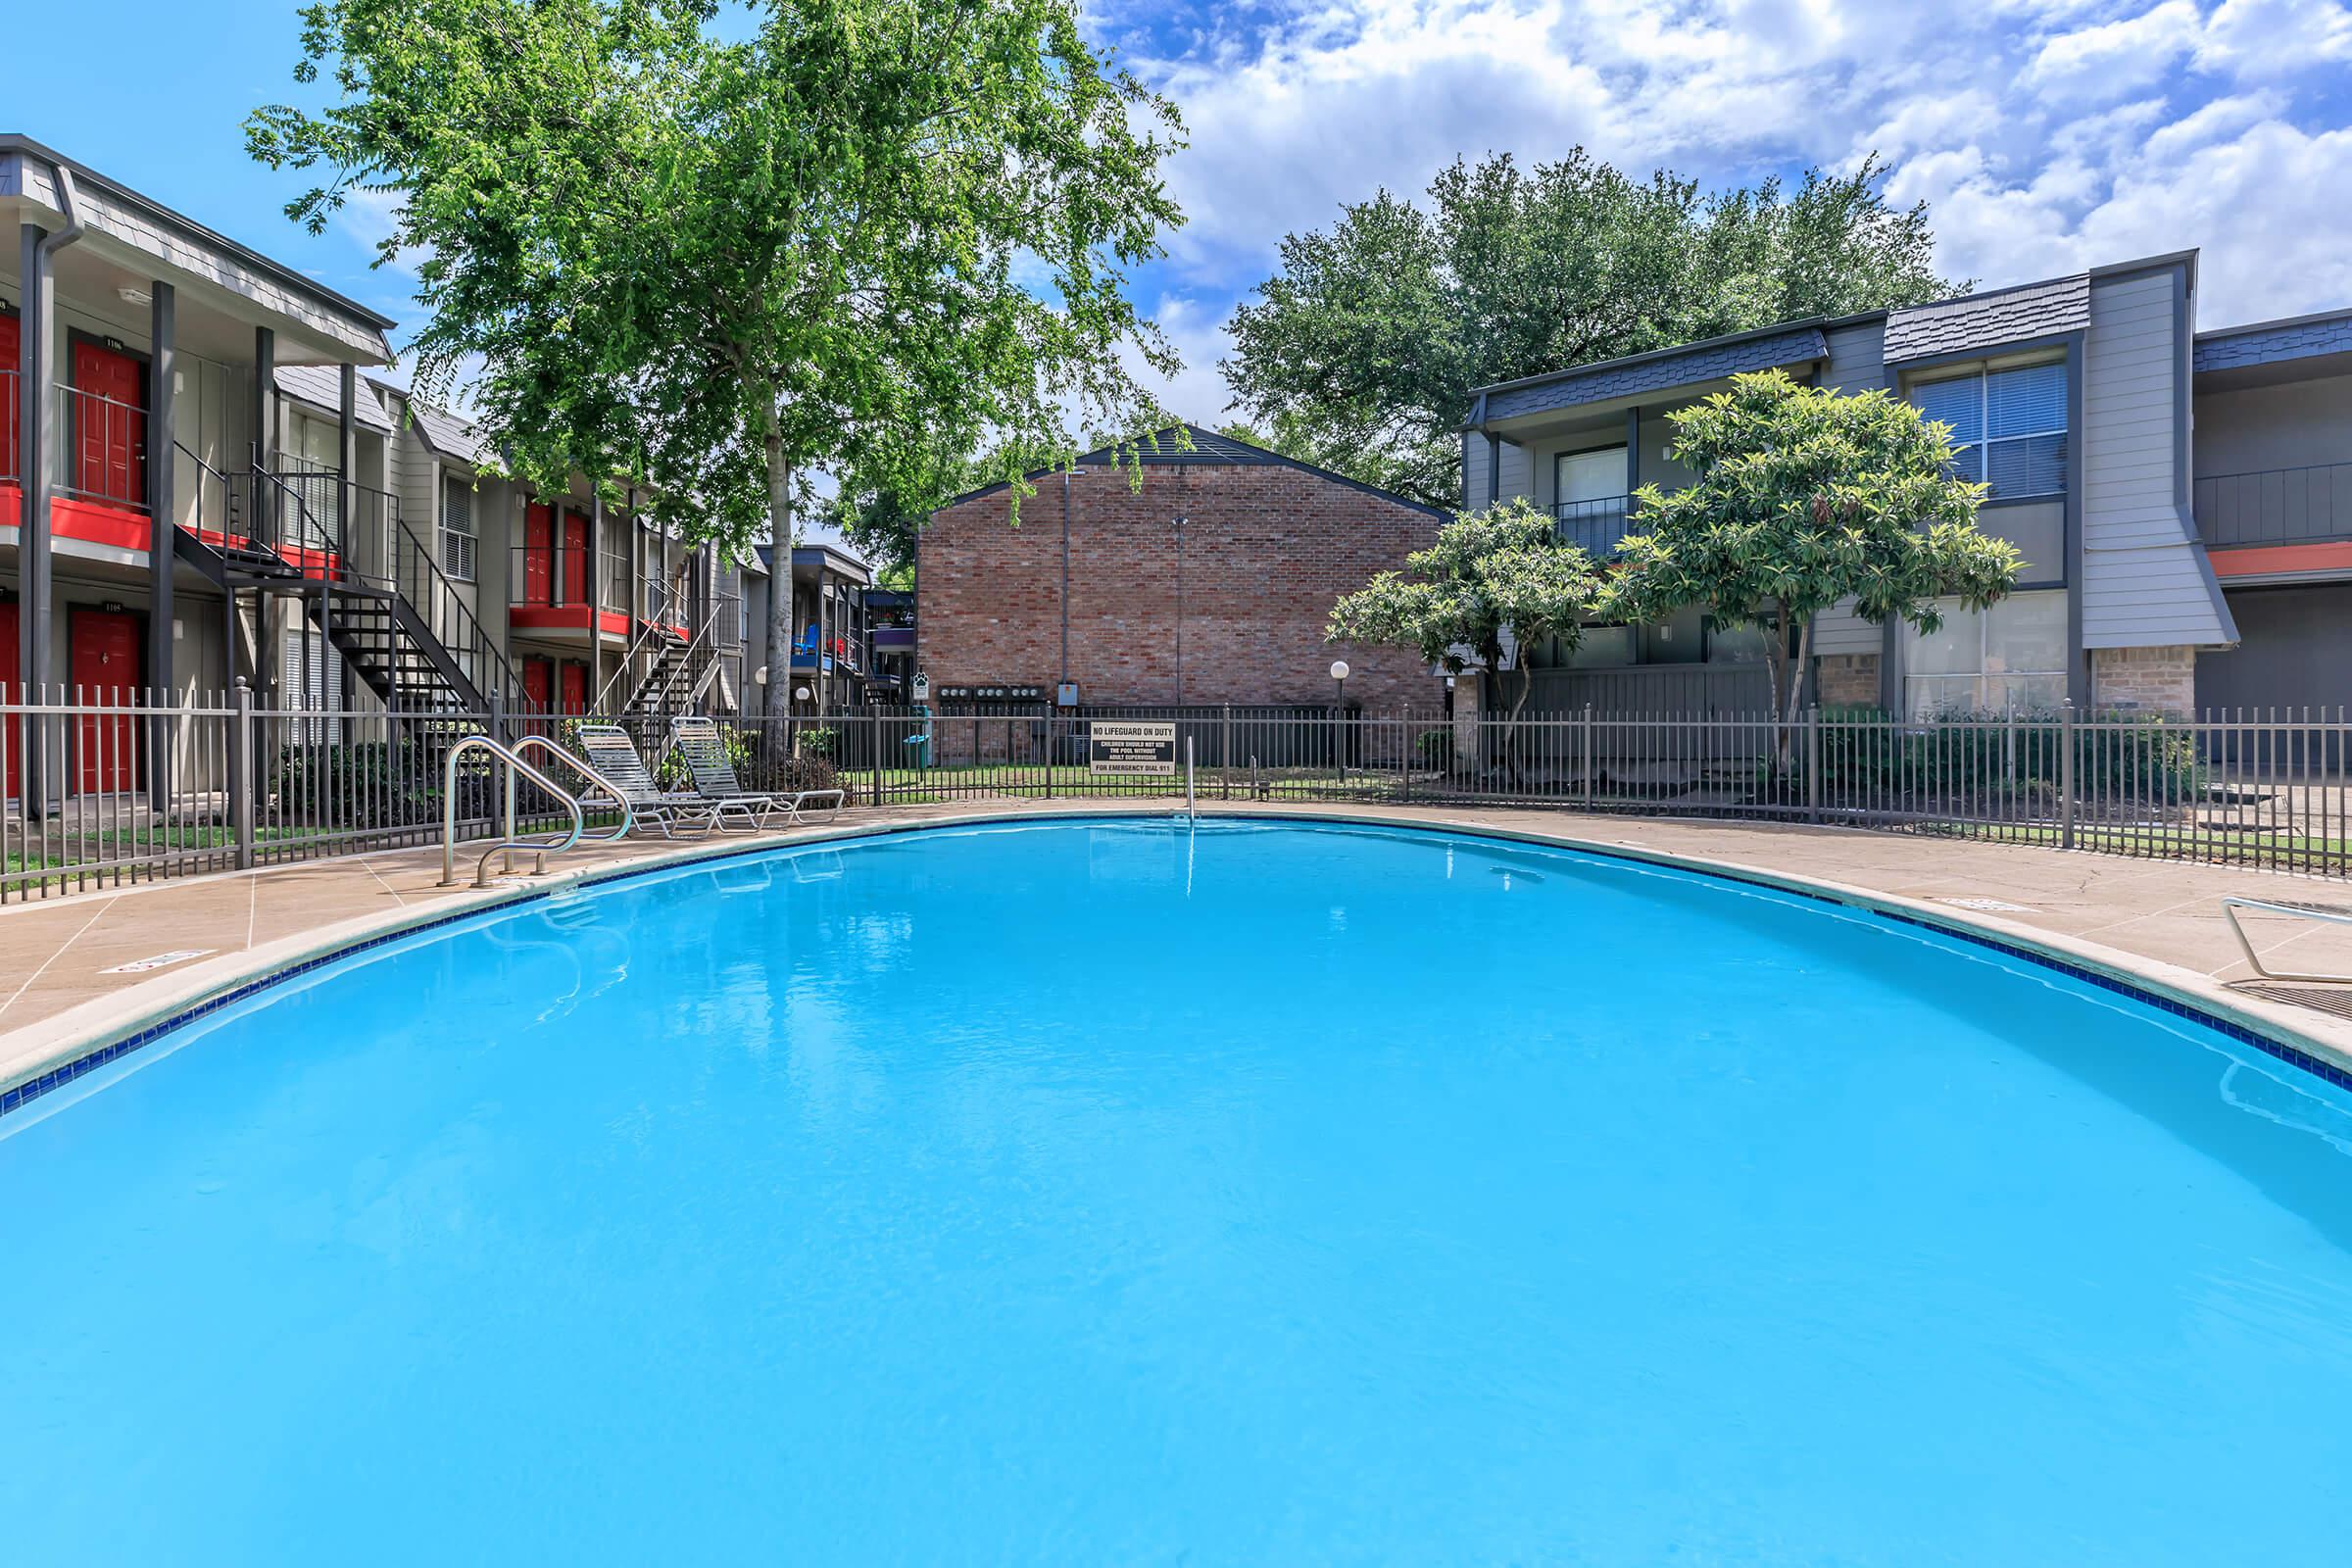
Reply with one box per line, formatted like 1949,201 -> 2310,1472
918,463 -> 1445,708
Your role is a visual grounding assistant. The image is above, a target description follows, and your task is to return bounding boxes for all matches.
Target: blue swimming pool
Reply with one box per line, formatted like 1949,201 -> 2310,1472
6,817 -> 2352,1562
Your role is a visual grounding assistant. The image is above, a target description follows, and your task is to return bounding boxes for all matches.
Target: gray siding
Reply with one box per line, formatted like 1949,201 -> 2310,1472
1819,320 -> 1888,393
1496,438 -> 1533,505
2080,268 -> 2235,647
2192,374 -> 2352,547
2196,584 -> 2352,712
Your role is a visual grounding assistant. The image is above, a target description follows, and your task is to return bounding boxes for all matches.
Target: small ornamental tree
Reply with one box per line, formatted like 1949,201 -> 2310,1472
1611,370 -> 2023,760
1328,498 -> 1603,769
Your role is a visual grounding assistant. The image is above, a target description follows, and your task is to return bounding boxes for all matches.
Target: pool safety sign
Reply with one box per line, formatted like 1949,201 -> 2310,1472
1089,721 -> 1178,775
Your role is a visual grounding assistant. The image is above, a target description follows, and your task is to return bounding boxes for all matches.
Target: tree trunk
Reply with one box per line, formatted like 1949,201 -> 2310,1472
1505,656 -> 1536,783
762,431 -> 794,723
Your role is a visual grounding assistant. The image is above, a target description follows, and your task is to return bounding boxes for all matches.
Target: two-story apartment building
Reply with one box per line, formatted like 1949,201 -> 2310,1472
748,529 -> 876,714
4,134 -> 755,809
1461,250 -> 2347,720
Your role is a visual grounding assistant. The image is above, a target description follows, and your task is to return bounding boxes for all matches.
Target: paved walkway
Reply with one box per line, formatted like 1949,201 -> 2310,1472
9,801 -> 2352,1098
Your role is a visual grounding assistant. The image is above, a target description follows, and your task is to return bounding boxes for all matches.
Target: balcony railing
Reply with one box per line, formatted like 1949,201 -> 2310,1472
1553,494 -> 1632,556
509,543 -> 633,612
58,383 -> 148,513
2196,462 -> 2352,550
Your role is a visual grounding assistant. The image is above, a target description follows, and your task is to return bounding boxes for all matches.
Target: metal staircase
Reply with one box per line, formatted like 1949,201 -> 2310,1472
174,444 -> 526,714
597,558 -> 723,726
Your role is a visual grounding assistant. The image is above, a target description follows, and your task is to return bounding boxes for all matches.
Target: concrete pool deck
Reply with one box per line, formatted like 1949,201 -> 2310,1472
9,800 -> 2352,1103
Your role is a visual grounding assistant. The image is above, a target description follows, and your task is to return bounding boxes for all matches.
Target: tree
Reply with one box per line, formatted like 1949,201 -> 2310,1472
249,0 -> 1184,715
1328,498 -> 1603,771
1224,151 -> 1959,509
1609,370 -> 2023,760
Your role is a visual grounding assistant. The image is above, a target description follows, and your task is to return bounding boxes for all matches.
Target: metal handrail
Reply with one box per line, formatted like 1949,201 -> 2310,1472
512,733 -> 637,845
592,556 -> 697,712
439,733 -> 586,888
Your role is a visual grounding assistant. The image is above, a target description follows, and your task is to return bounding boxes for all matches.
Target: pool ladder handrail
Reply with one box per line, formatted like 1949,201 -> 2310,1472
437,734 -> 636,889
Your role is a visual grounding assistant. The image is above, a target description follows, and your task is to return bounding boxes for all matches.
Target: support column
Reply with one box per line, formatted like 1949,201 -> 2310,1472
19,223 -> 56,707
148,281 -> 177,809
336,364 -> 357,707
251,326 -> 277,709
589,492 -> 607,705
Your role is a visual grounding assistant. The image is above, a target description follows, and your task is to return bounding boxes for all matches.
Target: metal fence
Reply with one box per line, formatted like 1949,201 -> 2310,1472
8,693 -> 2351,902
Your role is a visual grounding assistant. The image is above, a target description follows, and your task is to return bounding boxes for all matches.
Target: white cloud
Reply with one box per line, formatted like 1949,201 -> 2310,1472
1111,0 -> 2352,404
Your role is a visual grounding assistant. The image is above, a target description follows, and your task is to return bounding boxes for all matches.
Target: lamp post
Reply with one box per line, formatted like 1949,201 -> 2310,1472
1330,659 -> 1350,786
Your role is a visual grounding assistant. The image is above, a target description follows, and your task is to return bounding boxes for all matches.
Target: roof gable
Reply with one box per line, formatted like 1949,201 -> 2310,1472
1883,274 -> 2089,364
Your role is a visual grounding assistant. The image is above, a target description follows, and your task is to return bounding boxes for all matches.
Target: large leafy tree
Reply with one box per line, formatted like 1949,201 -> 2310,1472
1328,498 -> 1603,768
1225,151 -> 1958,509
249,0 -> 1183,712
1611,370 -> 2023,758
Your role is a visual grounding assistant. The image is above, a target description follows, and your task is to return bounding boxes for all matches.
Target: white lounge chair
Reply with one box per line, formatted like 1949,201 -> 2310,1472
670,715 -> 847,830
573,725 -> 727,837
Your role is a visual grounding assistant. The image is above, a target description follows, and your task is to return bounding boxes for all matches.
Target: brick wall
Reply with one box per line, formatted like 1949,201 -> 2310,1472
2091,645 -> 2197,716
919,463 -> 1446,709
1816,653 -> 1881,708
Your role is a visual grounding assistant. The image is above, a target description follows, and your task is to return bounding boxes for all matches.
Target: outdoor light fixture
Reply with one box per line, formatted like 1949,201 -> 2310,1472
1330,659 -> 1350,706
794,686 -> 811,703
116,285 -> 151,307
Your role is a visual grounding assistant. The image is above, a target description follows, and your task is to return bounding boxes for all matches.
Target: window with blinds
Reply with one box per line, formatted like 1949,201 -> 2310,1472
281,628 -> 341,743
1911,361 -> 2068,501
440,479 -> 476,581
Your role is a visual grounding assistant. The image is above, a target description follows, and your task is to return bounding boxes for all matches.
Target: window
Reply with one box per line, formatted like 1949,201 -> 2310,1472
439,479 -> 476,581
1902,590 -> 2068,716
1911,361 -> 2067,500
1552,446 -> 1630,553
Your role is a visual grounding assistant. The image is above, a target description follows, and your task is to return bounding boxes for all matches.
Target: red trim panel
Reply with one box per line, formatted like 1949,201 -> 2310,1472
52,496 -> 152,552
509,605 -> 629,635
2209,542 -> 2352,579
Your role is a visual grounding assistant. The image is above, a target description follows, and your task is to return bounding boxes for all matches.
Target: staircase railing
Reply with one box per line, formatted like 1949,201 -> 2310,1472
592,556 -> 697,712
383,505 -> 527,711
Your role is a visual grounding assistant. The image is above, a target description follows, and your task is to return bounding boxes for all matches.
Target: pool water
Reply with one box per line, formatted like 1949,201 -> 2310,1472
7,819 -> 2352,1563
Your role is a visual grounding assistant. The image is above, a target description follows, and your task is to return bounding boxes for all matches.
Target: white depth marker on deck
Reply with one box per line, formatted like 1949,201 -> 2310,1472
100,950 -> 216,975
1940,897 -> 2034,914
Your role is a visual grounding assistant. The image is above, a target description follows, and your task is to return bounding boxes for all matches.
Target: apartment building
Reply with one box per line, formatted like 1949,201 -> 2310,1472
1461,250 -> 2350,719
3,135 -> 749,807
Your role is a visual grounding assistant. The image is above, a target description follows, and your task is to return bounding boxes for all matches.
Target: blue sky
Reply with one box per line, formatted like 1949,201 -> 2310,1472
16,0 -> 2352,424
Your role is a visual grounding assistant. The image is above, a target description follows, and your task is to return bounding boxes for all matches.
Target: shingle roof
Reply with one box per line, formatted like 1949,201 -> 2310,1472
272,364 -> 395,433
407,401 -> 500,468
1478,324 -> 1832,422
1883,274 -> 2088,363
935,422 -> 1445,515
2194,308 -> 2352,372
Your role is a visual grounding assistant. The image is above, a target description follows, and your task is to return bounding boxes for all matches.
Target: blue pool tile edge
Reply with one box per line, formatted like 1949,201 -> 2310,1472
6,808 -> 2349,1119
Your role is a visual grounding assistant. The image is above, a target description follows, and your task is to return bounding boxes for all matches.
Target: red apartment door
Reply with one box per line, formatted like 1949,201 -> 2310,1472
0,600 -> 18,799
524,504 -> 554,605
72,340 -> 146,511
71,609 -> 139,794
560,661 -> 587,715
561,512 -> 589,606
522,657 -> 553,714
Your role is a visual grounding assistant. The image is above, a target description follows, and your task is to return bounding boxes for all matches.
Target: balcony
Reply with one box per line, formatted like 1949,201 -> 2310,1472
509,543 -> 636,640
2197,462 -> 2352,552
1,378 -> 157,552
1553,494 -> 1633,557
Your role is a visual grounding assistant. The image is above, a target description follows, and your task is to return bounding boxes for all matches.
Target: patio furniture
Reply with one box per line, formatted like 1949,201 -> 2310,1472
670,715 -> 848,830
572,724 -> 726,837
2223,896 -> 2352,985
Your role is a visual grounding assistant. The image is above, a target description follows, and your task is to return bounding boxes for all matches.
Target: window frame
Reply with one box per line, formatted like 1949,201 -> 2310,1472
438,476 -> 477,583
1910,359 -> 2068,503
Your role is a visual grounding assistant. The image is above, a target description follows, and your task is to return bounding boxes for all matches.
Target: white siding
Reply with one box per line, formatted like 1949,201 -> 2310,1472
2080,268 -> 2235,647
